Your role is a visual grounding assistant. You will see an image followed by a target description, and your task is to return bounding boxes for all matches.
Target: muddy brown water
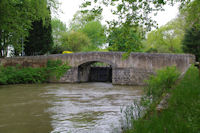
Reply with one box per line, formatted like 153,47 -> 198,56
0,83 -> 143,133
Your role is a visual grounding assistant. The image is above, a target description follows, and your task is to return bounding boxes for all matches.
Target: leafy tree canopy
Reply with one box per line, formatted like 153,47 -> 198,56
79,0 -> 191,53
24,12 -> 53,56
69,10 -> 102,31
181,0 -> 200,61
107,24 -> 144,53
0,0 -> 58,57
51,18 -> 67,45
143,16 -> 185,53
181,0 -> 200,29
183,27 -> 200,61
81,0 -> 191,31
79,21 -> 107,51
60,31 -> 91,52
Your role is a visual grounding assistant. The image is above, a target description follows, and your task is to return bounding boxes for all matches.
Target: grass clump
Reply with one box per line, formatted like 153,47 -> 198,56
145,66 -> 180,102
0,60 -> 70,85
123,66 -> 200,133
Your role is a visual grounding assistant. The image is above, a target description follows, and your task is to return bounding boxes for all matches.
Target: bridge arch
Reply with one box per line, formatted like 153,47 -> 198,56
76,58 -> 117,68
77,60 -> 113,83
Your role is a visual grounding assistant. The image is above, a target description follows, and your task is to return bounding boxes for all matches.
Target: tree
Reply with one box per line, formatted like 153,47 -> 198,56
81,0 -> 191,31
51,18 -> 67,54
182,27 -> 200,61
80,0 -> 192,53
24,9 -> 53,56
107,24 -> 144,52
69,10 -> 102,31
51,18 -> 67,45
60,31 -> 91,52
0,0 -> 58,57
79,21 -> 106,51
68,11 -> 106,52
143,16 -> 185,53
181,0 -> 200,61
181,0 -> 200,29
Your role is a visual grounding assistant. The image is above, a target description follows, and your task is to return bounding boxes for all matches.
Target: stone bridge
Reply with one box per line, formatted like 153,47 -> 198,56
0,52 -> 195,85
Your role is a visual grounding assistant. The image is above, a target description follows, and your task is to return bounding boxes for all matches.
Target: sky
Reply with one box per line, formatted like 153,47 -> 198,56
53,0 -> 180,28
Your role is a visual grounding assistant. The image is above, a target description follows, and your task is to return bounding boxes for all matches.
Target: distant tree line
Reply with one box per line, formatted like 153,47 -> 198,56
1,0 -> 199,62
51,11 -> 106,53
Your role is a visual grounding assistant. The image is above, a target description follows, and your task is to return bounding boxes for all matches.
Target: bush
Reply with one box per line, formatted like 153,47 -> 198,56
46,60 -> 71,79
145,66 -> 180,102
0,66 -> 47,84
0,60 -> 70,85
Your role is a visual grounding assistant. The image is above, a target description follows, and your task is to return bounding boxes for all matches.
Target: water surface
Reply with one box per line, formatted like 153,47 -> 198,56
0,83 -> 142,133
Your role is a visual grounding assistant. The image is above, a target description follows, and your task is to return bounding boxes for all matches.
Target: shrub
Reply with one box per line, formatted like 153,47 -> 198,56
46,60 -> 71,79
145,66 -> 180,102
0,60 -> 70,85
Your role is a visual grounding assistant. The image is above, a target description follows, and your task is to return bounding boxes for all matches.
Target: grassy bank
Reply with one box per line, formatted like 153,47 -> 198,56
0,60 -> 70,85
123,66 -> 200,133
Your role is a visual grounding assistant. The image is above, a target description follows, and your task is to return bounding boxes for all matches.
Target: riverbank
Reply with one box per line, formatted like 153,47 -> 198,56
123,66 -> 200,133
0,60 -> 70,85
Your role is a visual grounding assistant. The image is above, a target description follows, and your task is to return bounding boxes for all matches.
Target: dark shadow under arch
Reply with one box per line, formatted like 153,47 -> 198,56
78,61 -> 113,83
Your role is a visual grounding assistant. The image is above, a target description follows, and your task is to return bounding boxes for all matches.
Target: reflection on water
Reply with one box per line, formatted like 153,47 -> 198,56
0,83 -> 142,133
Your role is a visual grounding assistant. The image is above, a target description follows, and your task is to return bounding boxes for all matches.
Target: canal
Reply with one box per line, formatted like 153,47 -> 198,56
0,83 -> 142,133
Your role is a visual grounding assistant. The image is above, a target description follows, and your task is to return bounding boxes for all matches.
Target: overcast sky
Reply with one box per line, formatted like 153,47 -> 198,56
53,0 -> 179,28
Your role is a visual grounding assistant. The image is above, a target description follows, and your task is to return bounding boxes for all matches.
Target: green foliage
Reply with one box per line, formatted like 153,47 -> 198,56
81,0 -> 190,32
80,0 -> 193,54
121,66 -> 180,131
60,31 -> 91,52
182,27 -> 200,61
46,60 -> 71,79
51,18 -> 67,51
67,11 -> 106,52
50,44 -> 63,54
79,21 -> 106,51
144,17 -> 185,53
24,9 -> 53,56
124,65 -> 200,133
107,25 -> 144,52
145,66 -> 180,102
69,11 -> 102,31
182,0 -> 200,29
0,0 -> 58,57
179,0 -> 200,61
0,66 -> 47,84
0,60 -> 70,85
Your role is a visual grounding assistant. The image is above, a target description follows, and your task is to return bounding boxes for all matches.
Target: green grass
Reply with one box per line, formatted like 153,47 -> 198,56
124,66 -> 200,133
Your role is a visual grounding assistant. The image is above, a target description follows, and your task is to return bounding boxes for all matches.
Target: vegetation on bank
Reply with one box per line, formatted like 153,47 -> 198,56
0,60 -> 70,85
122,66 -> 200,133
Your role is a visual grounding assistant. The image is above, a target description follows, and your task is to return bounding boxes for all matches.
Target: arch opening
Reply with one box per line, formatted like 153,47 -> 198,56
78,61 -> 112,83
